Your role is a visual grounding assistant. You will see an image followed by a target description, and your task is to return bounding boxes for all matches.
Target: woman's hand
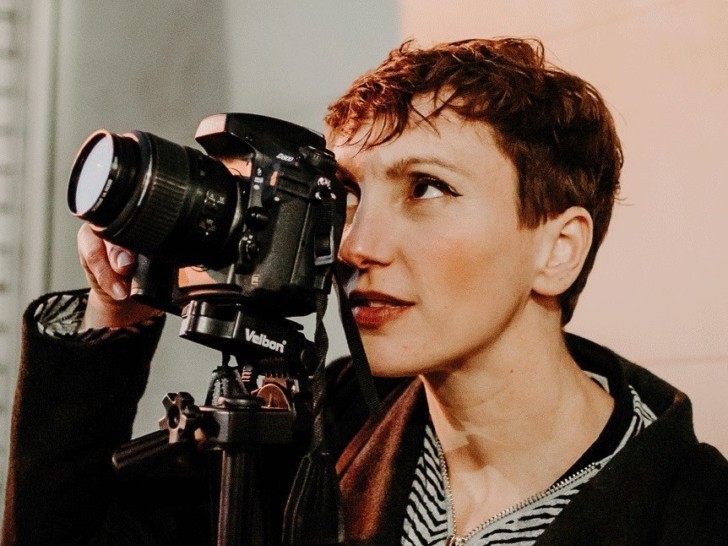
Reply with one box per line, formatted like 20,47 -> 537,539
77,223 -> 162,330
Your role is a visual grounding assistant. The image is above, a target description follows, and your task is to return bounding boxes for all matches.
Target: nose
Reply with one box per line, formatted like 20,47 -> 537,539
337,198 -> 394,271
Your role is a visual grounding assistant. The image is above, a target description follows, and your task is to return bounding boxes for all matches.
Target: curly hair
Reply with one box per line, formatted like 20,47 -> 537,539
326,38 -> 623,324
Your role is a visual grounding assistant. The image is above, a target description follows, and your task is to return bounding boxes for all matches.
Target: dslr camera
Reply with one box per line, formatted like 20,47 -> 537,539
68,113 -> 346,360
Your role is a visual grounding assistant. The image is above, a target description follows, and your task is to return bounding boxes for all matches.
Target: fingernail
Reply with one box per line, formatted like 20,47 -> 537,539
111,282 -> 128,300
115,251 -> 134,268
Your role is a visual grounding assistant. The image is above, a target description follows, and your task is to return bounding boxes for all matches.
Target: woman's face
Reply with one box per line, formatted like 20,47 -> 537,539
332,108 -> 545,378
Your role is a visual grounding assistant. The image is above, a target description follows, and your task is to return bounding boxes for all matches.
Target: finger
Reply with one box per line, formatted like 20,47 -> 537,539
77,224 -> 128,300
104,240 -> 137,275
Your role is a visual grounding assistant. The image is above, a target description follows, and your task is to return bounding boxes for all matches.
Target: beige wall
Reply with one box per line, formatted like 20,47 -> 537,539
399,0 -> 728,454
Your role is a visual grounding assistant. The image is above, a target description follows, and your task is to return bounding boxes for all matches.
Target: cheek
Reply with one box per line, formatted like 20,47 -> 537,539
430,237 -> 476,284
415,221 -> 534,305
408,230 -> 488,318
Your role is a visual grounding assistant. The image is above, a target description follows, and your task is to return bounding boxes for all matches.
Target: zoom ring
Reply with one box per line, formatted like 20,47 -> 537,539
116,141 -> 189,253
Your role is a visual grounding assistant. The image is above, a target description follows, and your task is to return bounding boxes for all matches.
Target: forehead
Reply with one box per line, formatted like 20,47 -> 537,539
328,105 -> 509,180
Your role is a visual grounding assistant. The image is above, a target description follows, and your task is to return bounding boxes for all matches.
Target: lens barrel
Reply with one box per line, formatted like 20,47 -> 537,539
68,130 -> 240,266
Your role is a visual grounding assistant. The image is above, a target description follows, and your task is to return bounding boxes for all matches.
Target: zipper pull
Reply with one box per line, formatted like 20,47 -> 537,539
445,535 -> 463,546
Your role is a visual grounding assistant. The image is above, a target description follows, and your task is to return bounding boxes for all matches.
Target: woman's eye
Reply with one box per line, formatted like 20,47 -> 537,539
411,178 -> 457,200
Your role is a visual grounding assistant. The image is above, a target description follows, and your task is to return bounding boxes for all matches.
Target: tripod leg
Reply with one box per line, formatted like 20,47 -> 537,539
217,447 -> 259,546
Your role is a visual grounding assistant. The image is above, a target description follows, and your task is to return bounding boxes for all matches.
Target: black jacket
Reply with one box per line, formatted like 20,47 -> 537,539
3,293 -> 728,545
331,336 -> 728,545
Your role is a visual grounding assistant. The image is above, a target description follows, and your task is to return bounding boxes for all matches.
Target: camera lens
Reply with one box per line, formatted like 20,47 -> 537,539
72,133 -> 113,215
69,131 -> 142,227
68,129 -> 240,266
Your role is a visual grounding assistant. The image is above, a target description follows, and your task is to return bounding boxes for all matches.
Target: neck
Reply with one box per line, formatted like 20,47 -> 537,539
420,304 -> 614,532
423,341 -> 609,465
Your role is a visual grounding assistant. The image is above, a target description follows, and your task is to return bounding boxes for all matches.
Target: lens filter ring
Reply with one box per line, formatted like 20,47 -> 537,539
68,130 -> 140,225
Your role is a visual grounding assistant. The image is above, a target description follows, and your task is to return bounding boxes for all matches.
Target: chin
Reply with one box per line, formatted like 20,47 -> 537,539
365,353 -> 412,378
363,346 -> 440,379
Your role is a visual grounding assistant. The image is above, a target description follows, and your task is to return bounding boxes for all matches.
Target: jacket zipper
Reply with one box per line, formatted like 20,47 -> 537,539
435,436 -> 604,546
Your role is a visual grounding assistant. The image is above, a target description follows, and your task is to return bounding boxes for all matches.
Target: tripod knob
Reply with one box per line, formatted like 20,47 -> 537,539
160,392 -> 202,443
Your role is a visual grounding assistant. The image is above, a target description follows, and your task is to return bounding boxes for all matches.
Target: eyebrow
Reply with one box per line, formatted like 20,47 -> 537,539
385,155 -> 468,178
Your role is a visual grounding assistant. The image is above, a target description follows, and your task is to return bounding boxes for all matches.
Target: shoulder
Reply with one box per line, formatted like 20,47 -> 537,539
674,442 -> 728,496
660,443 -> 728,542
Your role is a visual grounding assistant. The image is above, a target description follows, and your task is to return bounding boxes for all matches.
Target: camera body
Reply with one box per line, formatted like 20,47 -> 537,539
69,113 -> 345,325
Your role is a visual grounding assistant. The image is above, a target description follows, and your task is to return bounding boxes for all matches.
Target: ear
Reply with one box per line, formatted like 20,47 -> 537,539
533,206 -> 593,297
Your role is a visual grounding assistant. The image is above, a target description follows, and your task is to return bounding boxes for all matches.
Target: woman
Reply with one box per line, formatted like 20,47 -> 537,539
4,38 -> 727,546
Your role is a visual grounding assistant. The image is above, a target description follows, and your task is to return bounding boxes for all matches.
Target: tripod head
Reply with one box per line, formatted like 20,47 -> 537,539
113,300 -> 321,546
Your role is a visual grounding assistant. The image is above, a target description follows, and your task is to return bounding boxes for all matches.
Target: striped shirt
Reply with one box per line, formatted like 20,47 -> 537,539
401,374 -> 656,546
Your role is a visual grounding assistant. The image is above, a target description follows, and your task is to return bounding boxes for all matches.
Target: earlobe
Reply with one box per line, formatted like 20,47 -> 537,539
533,207 -> 593,297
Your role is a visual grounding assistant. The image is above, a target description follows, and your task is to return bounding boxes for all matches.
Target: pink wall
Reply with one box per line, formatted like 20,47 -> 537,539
400,0 -> 728,454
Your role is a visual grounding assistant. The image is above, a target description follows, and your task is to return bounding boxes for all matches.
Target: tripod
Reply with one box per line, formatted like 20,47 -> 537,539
112,299 -> 316,546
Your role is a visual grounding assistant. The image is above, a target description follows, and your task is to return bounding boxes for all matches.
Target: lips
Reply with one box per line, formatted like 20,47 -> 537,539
347,290 -> 414,329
